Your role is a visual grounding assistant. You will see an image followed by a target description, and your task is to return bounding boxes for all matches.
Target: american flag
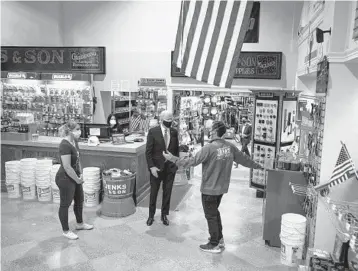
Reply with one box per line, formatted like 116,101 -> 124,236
328,145 -> 355,187
131,115 -> 149,132
173,0 -> 253,88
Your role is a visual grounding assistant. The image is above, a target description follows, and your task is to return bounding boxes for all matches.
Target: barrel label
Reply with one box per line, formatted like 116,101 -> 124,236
105,183 -> 128,195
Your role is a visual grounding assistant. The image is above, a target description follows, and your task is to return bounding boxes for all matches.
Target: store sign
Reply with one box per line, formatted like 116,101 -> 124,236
7,72 -> 26,79
1,47 -> 106,74
258,92 -> 273,98
52,74 -> 72,80
138,78 -> 166,86
171,51 -> 282,80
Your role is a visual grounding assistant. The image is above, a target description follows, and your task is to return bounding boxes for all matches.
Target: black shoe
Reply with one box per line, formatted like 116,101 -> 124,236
161,215 -> 169,226
146,217 -> 154,226
199,242 -> 222,253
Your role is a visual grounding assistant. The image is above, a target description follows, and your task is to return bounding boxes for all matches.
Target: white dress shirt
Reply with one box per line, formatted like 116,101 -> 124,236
161,124 -> 170,148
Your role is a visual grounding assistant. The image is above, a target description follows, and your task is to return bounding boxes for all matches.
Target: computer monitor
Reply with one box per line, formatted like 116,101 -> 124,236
82,123 -> 111,139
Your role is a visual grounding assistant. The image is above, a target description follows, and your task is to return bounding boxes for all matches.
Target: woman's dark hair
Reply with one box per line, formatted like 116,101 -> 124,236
107,114 -> 117,126
212,121 -> 227,138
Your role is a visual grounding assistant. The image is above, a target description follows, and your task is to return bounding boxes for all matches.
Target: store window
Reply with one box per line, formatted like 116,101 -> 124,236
354,0 -> 358,40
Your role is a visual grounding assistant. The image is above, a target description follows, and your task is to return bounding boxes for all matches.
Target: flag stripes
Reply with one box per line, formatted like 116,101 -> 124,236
173,0 -> 254,88
328,144 -> 355,188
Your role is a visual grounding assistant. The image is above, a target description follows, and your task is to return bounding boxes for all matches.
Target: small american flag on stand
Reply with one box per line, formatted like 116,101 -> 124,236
173,0 -> 254,88
328,143 -> 356,188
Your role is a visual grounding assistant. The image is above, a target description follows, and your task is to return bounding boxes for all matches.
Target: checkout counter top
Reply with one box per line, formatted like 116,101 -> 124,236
1,135 -> 147,154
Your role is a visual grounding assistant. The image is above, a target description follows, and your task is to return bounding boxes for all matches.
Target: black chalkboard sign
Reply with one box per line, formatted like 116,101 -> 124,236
1,47 -> 106,74
316,56 -> 329,94
171,51 -> 282,80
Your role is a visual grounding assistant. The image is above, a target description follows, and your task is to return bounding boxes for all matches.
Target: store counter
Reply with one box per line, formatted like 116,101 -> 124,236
1,136 -> 150,203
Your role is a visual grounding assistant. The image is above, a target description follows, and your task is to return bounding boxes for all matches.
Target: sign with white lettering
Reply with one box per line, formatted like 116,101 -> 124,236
171,51 -> 282,80
1,47 -> 106,74
52,74 -> 72,80
104,178 -> 133,199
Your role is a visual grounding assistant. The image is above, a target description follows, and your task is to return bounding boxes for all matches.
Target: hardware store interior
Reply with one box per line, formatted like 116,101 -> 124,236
1,1 -> 358,270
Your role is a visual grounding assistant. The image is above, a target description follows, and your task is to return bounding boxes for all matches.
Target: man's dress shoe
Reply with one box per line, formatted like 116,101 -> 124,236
161,215 -> 169,226
146,217 -> 154,226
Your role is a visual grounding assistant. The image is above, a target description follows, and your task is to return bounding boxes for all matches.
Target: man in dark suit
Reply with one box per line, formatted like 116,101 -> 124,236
240,117 -> 252,157
145,110 -> 179,226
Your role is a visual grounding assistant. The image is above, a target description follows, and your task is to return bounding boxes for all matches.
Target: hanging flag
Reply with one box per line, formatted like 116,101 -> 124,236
173,0 -> 254,88
328,144 -> 355,188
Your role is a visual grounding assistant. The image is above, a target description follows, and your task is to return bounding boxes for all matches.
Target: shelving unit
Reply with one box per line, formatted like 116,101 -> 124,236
111,91 -> 137,133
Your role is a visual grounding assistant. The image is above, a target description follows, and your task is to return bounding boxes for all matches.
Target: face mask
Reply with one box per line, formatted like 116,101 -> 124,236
162,120 -> 172,128
208,129 -> 216,139
110,120 -> 116,126
72,130 -> 81,139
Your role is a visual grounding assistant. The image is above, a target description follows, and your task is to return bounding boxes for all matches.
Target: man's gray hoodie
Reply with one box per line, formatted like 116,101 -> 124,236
175,139 -> 262,195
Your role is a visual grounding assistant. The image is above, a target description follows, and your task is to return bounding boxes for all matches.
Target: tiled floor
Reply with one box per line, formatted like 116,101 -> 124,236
1,165 -> 297,271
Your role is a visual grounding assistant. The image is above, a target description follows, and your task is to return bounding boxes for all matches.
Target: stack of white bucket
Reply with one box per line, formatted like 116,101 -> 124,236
50,164 -> 61,204
20,158 -> 37,200
35,159 -> 53,202
5,161 -> 21,199
83,167 -> 101,207
280,213 -> 307,267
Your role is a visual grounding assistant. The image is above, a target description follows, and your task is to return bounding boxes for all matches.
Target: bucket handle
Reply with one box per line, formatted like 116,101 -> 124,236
281,225 -> 306,236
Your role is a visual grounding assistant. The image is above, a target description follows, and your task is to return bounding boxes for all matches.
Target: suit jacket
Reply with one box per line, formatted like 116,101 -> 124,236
240,124 -> 252,143
146,125 -> 179,173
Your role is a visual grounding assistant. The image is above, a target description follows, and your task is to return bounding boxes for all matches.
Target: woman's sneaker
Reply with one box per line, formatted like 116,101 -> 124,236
63,231 -> 79,240
208,237 -> 225,248
75,223 -> 94,230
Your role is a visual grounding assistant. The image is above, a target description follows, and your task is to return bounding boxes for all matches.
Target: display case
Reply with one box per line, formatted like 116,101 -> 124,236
1,72 -> 93,137
249,90 -> 301,191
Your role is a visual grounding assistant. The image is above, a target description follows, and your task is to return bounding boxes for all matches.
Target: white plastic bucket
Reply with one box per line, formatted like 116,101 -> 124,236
37,186 -> 52,202
281,224 -> 306,236
84,190 -> 100,207
6,183 -> 21,199
282,213 -> 306,225
280,230 -> 305,242
52,187 -> 61,204
22,184 -> 36,200
280,238 -> 304,267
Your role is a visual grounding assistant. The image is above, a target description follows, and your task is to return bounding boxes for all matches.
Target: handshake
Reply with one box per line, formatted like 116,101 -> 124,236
163,151 -> 176,162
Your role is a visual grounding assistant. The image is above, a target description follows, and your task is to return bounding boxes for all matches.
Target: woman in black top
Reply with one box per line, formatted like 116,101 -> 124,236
56,120 -> 93,240
107,114 -> 123,134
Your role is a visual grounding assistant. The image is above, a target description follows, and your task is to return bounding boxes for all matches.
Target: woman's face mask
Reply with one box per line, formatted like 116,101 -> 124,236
72,130 -> 81,140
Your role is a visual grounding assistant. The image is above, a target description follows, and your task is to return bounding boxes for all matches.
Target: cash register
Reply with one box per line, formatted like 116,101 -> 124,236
81,123 -> 111,142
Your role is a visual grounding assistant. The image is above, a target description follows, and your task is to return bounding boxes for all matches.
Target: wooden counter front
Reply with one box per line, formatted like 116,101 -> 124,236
1,137 -> 150,203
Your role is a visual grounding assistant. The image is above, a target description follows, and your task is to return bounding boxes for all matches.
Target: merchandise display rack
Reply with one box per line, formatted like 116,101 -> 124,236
293,93 -> 327,252
136,78 -> 167,132
1,72 -> 94,137
249,89 -> 301,192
